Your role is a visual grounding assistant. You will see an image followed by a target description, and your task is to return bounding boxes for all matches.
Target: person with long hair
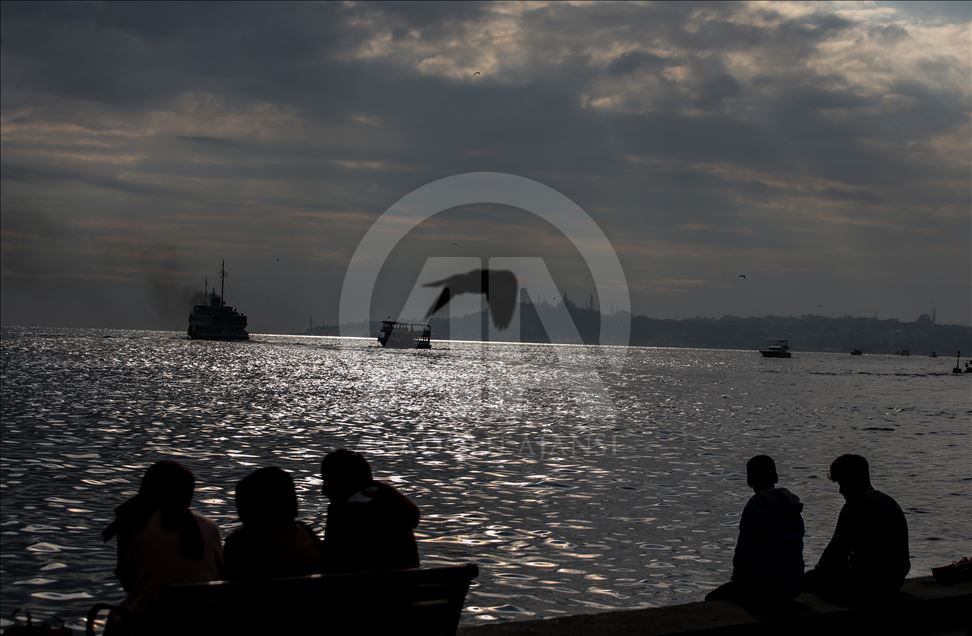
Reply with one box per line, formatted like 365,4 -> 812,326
102,461 -> 222,632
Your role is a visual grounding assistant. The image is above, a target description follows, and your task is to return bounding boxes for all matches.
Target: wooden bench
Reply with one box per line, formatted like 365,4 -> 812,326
88,563 -> 479,636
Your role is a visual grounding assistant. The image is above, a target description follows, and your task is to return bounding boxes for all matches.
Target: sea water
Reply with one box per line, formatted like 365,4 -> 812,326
1,327 -> 969,631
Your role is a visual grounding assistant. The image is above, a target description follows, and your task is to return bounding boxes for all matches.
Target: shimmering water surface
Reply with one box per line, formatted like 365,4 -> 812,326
1,327 -> 970,631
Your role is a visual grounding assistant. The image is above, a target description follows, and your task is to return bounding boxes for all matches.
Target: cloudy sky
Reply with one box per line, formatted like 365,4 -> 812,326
2,1 -> 969,332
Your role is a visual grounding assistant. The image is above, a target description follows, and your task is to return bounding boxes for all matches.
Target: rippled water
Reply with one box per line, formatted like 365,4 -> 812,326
1,327 -> 970,631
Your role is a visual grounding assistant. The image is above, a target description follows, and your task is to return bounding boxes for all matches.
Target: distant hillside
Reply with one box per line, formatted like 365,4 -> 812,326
318,302 -> 972,355
620,313 -> 971,355
433,301 -> 971,354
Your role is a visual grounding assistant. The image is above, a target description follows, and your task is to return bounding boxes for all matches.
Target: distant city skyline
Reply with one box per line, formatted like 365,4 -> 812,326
2,2 -> 970,331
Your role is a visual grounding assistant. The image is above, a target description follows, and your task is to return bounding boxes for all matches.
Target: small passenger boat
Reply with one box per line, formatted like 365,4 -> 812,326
377,320 -> 431,349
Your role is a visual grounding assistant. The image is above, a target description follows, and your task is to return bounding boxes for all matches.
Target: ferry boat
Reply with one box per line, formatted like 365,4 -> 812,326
377,320 -> 431,349
759,339 -> 791,358
188,261 -> 249,341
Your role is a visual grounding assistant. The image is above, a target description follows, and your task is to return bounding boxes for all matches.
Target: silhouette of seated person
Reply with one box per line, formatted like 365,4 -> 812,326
224,466 -> 322,580
101,460 -> 222,634
803,454 -> 910,601
706,455 -> 805,605
320,449 -> 420,574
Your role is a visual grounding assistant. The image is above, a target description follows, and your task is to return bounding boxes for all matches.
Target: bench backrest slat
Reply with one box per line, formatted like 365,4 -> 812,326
157,564 -> 479,636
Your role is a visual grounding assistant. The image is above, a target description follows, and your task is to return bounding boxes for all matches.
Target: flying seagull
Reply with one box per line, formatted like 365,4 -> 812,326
424,269 -> 517,330
738,274 -> 746,279
473,71 -> 481,76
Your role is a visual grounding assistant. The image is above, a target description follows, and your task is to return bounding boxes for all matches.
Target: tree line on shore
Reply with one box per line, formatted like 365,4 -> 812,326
436,304 -> 970,353
310,301 -> 971,354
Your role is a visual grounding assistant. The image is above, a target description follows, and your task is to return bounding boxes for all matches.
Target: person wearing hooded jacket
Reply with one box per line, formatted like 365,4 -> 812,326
706,455 -> 805,604
320,449 -> 420,574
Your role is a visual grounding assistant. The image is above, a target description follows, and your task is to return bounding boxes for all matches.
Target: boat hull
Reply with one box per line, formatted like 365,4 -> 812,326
188,330 -> 249,341
188,309 -> 249,341
759,350 -> 791,358
380,339 -> 431,349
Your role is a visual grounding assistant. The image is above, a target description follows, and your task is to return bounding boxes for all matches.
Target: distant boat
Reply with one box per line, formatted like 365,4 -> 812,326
377,320 -> 431,349
895,349 -> 911,356
851,349 -> 863,356
759,339 -> 791,358
929,352 -> 938,358
188,261 -> 249,341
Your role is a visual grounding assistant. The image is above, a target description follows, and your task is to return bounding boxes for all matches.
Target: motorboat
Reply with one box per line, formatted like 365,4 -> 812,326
759,339 -> 791,358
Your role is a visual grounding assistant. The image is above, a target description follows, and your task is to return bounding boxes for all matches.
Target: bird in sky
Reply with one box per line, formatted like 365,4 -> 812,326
424,269 -> 517,330
473,71 -> 481,76
738,274 -> 746,279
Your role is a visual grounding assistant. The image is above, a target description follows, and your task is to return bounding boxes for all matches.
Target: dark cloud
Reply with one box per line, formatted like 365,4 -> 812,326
604,51 -> 668,77
357,1 -> 489,30
1,1 -> 354,111
175,135 -> 238,146
2,1 -> 969,329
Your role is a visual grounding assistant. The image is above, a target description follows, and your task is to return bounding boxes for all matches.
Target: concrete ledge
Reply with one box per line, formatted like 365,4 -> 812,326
460,577 -> 971,636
